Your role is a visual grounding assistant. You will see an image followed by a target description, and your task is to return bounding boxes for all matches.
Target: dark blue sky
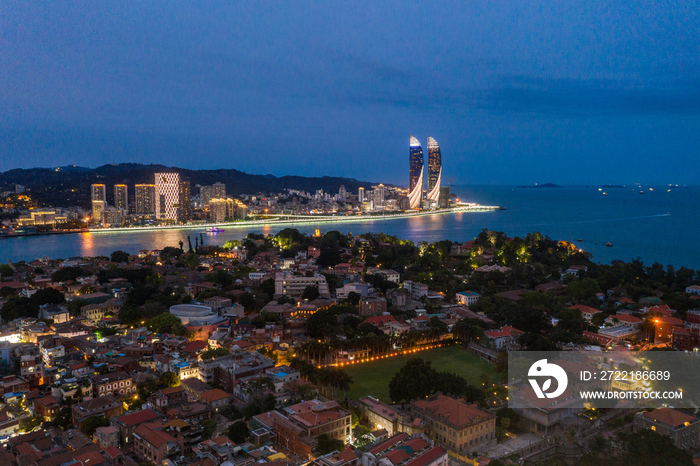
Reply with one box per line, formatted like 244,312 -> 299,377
2,1 -> 699,185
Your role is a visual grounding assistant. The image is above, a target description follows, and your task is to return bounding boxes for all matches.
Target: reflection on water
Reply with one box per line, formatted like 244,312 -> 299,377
1,185 -> 699,268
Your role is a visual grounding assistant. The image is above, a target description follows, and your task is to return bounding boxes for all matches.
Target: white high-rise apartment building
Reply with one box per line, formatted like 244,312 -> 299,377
155,173 -> 180,220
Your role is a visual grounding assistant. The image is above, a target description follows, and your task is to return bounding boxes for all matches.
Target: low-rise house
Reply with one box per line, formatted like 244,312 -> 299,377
686,285 -> 700,295
150,386 -> 188,413
411,395 -> 495,454
455,291 -> 480,306
72,395 -> 123,431
483,326 -> 523,350
200,389 -> 231,413
654,316 -> 685,343
33,395 -> 61,422
134,422 -> 180,464
634,408 -> 700,450
94,426 -> 120,450
361,434 -> 447,466
569,305 -> 602,322
111,409 -> 161,446
92,371 -> 135,398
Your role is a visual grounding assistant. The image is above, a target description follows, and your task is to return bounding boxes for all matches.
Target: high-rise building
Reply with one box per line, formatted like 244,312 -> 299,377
155,173 -> 180,221
200,182 -> 226,207
91,184 -> 107,222
209,198 -> 247,223
338,185 -> 347,201
135,184 -> 156,215
372,184 -> 386,209
408,135 -> 424,209
358,187 -> 365,203
114,185 -> 129,211
178,179 -> 192,223
439,185 -> 450,208
426,137 -> 442,203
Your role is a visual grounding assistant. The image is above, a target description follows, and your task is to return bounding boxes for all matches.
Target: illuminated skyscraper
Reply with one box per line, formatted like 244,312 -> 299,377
155,173 -> 180,221
426,137 -> 442,203
114,185 -> 128,211
408,135 -> 424,209
358,187 -> 365,203
200,182 -> 226,206
135,184 -> 156,214
91,184 -> 106,221
178,178 -> 192,223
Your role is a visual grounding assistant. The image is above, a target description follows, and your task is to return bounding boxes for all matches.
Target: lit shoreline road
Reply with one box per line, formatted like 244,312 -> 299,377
87,204 -> 503,234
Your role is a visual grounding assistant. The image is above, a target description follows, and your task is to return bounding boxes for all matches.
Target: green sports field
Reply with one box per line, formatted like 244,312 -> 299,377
343,345 -> 498,402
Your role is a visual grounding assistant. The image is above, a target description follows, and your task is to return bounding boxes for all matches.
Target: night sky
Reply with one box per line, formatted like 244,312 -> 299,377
2,1 -> 699,185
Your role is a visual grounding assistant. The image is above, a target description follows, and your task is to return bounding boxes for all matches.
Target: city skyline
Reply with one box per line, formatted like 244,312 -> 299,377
2,2 -> 699,185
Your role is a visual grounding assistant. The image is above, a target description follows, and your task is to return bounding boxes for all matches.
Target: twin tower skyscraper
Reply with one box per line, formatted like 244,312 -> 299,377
408,135 -> 442,209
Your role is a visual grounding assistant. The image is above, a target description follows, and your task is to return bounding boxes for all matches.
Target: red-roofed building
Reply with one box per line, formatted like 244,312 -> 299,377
361,433 -> 447,466
582,331 -> 615,347
605,313 -> 642,327
111,409 -> 160,446
200,389 -> 231,412
33,395 -> 61,422
483,326 -> 523,349
313,447 -> 359,466
411,395 -> 495,454
364,315 -> 398,330
645,304 -> 674,318
634,408 -> 700,450
569,305 -> 602,322
134,422 -> 180,465
672,327 -> 700,351
654,316 -> 685,343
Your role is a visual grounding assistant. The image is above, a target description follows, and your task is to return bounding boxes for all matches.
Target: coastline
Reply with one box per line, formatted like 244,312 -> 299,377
86,205 -> 503,234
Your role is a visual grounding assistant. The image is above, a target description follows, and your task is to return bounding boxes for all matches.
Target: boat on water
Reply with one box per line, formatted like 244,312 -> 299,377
577,239 -> 583,242
206,227 -> 225,233
606,242 -> 613,247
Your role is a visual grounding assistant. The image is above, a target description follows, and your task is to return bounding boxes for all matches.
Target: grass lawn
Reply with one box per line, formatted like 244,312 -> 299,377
344,345 -> 498,402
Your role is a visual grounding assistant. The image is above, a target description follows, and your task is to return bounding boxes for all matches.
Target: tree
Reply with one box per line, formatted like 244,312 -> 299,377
201,419 -> 217,439
149,312 -> 189,336
19,416 -> 41,433
228,421 -> 249,443
201,347 -> 231,360
160,371 -> 180,387
78,284 -> 96,294
302,285 -> 320,301
110,250 -> 130,263
389,358 -> 437,406
0,264 -> 14,278
51,406 -> 73,430
81,415 -> 110,438
317,433 -> 344,455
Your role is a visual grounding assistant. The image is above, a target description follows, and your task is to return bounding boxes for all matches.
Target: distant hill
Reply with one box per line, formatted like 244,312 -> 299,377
0,164 -> 378,208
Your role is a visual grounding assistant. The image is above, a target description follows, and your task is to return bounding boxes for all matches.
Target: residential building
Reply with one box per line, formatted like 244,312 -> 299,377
134,422 -> 180,464
114,185 -> 128,211
455,291 -> 480,306
200,389 -> 231,413
357,396 -> 426,437
33,395 -> 61,422
634,408 -> 700,450
178,178 -> 192,223
483,326 -> 523,350
361,433 -> 448,466
274,272 -> 330,299
111,409 -> 161,446
155,172 -> 180,221
359,297 -> 387,316
94,426 -> 120,449
91,184 -> 107,221
569,305 -> 602,322
72,395 -> 123,431
411,394 -> 496,454
135,184 -> 156,215
92,371 -> 134,398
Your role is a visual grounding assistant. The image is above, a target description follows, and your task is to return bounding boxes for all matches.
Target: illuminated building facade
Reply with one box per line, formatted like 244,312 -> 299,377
200,182 -> 226,206
426,137 -> 442,203
358,187 -> 365,203
135,184 -> 156,214
91,184 -> 106,222
155,173 -> 180,221
114,185 -> 128,211
178,179 -> 192,223
408,136 -> 424,209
